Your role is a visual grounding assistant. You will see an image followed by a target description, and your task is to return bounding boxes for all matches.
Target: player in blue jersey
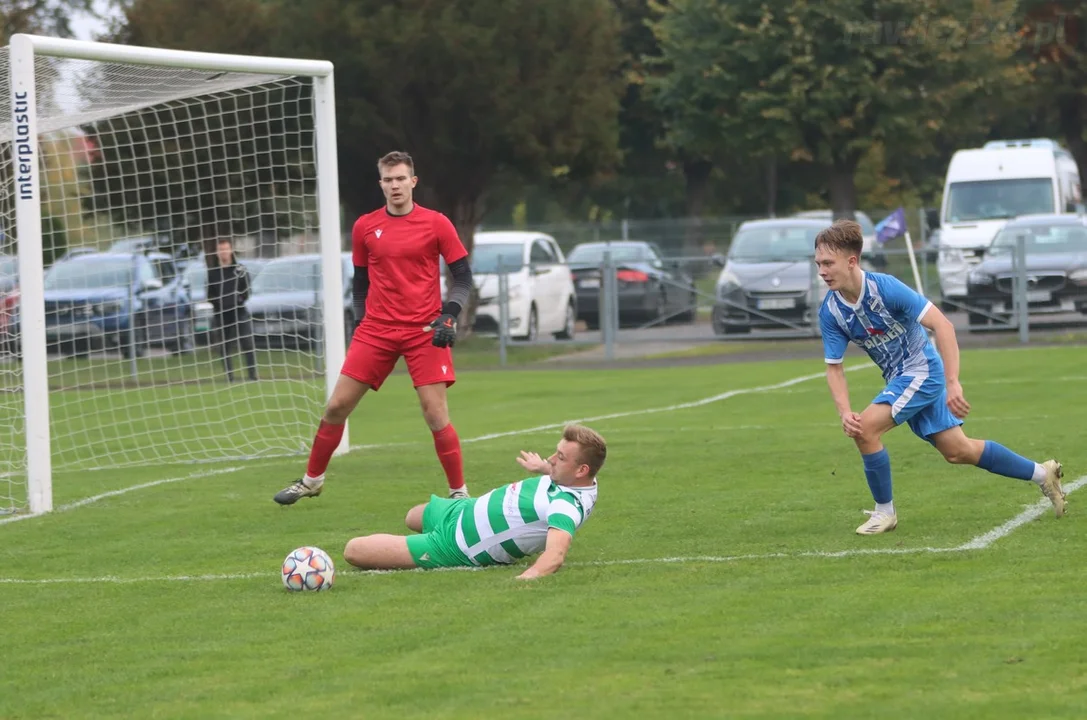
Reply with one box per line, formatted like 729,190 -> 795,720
814,220 -> 1065,535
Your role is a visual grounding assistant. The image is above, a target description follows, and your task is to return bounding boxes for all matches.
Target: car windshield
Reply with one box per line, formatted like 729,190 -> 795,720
989,224 -> 1087,254
945,178 -> 1054,222
471,244 -> 525,273
44,259 -> 135,290
567,245 -> 650,264
728,226 -> 820,262
0,257 -> 16,277
252,260 -> 319,293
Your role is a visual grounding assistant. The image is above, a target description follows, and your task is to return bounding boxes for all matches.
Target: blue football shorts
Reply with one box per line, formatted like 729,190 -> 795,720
871,373 -> 963,442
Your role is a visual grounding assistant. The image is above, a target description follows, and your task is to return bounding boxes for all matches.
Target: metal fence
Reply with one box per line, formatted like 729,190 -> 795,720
478,233 -> 1085,364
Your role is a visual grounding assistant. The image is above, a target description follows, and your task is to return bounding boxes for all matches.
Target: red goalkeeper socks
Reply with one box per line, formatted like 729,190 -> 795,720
306,421 -> 346,478
432,424 -> 465,492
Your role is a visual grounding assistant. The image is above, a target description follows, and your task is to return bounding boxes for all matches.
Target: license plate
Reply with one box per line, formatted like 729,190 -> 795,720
757,298 -> 795,310
1026,290 -> 1051,303
579,278 -> 600,289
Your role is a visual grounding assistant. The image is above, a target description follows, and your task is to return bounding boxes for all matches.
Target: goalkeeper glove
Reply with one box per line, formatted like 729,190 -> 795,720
428,312 -> 458,347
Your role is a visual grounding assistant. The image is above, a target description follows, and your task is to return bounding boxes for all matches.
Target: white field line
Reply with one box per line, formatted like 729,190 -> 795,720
956,474 -> 1087,550
4,475 -> 1082,586
0,465 -> 255,526
1,364 -> 874,525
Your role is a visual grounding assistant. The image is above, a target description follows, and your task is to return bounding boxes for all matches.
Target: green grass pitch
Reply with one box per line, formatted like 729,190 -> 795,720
1,345 -> 1085,718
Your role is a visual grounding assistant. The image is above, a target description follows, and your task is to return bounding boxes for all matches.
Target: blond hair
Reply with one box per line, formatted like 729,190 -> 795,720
563,424 -> 607,476
814,219 -> 864,258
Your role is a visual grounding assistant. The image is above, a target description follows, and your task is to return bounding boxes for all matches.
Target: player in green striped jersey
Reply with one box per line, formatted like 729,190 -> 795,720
343,424 -> 606,579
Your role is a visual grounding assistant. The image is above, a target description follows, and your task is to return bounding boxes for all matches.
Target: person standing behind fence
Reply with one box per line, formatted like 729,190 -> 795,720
207,238 -> 258,382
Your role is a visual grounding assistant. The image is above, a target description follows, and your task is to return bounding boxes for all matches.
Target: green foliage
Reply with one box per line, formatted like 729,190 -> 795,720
648,0 -> 1025,215
0,0 -> 94,43
268,0 -> 626,244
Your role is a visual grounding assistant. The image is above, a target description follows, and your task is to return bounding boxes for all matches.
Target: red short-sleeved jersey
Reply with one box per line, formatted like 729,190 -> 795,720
352,204 -> 468,327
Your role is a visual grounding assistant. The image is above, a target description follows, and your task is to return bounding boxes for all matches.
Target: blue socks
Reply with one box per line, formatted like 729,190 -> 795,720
862,448 -> 893,504
976,440 -> 1036,481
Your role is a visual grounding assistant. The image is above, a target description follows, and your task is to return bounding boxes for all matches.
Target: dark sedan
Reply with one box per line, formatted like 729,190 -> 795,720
247,253 -> 355,349
965,214 -> 1087,329
567,241 -> 697,328
711,219 -> 830,335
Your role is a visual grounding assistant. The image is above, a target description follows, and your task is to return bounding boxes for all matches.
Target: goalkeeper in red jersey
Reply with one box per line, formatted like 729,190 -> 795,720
274,151 -> 474,505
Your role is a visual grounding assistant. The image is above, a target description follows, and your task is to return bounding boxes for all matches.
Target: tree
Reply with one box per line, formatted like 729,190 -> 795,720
1013,2 -> 1087,181
269,0 -> 626,253
0,0 -> 94,43
83,0 -> 316,256
648,0 -> 1025,220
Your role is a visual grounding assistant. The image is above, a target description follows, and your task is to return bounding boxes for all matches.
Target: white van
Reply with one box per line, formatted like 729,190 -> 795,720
938,138 -> 1082,305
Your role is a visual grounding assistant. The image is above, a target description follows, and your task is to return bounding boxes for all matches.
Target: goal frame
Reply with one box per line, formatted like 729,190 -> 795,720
8,34 -> 346,514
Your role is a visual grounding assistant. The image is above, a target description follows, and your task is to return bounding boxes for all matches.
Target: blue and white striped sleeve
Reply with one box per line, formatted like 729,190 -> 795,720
819,303 -> 849,364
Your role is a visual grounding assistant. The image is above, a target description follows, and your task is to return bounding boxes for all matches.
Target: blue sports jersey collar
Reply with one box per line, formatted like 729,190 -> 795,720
834,271 -> 867,310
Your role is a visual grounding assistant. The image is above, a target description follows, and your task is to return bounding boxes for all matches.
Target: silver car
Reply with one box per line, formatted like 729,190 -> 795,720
712,218 -> 830,335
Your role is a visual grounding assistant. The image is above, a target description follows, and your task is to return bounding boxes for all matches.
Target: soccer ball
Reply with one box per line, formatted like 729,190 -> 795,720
281,546 -> 335,592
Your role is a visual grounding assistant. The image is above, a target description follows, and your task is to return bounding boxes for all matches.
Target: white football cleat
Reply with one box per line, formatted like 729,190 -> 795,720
448,486 -> 470,500
856,509 -> 898,535
1040,459 -> 1065,518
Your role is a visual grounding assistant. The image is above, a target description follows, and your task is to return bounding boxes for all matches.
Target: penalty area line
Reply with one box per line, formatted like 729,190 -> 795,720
3,477 -> 1080,586
1,364 -> 873,527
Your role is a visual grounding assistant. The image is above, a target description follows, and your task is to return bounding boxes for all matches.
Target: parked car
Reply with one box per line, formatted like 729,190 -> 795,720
246,253 -> 354,349
793,210 -> 877,255
183,255 -> 269,344
711,218 -> 831,335
566,240 -> 697,328
471,231 -> 577,341
965,214 -> 1087,329
6,251 -> 193,358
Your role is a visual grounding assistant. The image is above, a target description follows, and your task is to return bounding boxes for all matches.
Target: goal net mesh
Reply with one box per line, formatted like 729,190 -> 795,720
0,48 -> 336,514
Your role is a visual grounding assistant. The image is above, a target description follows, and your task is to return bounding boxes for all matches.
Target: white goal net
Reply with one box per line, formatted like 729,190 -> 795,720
0,37 -> 344,515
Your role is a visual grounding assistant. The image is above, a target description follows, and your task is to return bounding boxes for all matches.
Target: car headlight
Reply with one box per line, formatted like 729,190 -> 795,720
940,248 -> 965,264
506,285 -> 523,302
1069,268 -> 1087,285
968,271 -> 993,285
716,270 -> 741,296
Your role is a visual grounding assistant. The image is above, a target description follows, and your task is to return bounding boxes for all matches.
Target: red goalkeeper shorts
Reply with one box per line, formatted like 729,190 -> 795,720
340,322 -> 455,391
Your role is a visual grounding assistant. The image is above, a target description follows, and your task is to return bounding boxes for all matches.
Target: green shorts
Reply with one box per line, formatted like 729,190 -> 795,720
405,495 -> 475,569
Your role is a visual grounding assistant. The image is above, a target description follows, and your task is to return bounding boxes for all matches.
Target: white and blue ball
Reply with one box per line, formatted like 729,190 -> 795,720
281,546 -> 335,591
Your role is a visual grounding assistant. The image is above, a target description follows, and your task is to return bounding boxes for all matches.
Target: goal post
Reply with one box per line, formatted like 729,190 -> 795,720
2,34 -> 347,516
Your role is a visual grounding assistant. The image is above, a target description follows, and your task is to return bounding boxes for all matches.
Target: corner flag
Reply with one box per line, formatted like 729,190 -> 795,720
875,207 -> 907,245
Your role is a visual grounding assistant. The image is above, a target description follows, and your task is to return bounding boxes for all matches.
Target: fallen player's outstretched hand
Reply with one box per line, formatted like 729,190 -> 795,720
517,451 -> 550,474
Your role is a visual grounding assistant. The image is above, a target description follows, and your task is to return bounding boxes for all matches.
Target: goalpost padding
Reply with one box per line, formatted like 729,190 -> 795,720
1,35 -> 345,515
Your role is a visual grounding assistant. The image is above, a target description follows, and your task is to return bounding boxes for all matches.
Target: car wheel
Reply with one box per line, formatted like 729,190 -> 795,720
120,325 -> 147,359
649,289 -> 667,323
167,318 -> 195,355
724,323 -> 751,335
554,301 -> 576,339
677,291 -> 698,323
967,310 -> 990,330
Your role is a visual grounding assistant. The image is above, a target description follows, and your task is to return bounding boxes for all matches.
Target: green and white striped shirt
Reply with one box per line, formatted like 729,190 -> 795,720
454,475 -> 598,566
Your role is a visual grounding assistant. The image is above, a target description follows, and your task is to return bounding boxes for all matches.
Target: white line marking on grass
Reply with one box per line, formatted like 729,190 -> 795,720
955,475 -> 1087,550
1,365 -> 873,527
463,364 -> 873,443
6,476 -> 1082,585
0,465 -> 252,526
